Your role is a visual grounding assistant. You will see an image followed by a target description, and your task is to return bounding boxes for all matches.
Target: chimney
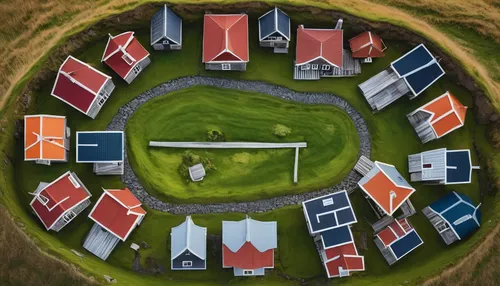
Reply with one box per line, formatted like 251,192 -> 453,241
335,18 -> 343,30
299,24 -> 304,30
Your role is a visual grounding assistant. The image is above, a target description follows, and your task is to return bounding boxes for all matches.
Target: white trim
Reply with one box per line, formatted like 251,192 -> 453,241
320,226 -> 354,250
203,14 -> 247,63
388,229 -> 424,261
324,253 -> 365,278
445,149 -> 473,184
102,32 -> 135,62
121,55 -> 150,80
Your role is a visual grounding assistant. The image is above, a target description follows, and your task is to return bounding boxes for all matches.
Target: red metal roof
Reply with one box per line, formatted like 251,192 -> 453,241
30,172 -> 90,230
89,189 -> 146,240
324,242 -> 365,277
377,219 -> 413,247
419,92 -> 467,138
222,242 -> 274,269
296,26 -> 343,67
51,56 -> 110,114
203,14 -> 249,63
349,31 -> 385,58
102,32 -> 150,80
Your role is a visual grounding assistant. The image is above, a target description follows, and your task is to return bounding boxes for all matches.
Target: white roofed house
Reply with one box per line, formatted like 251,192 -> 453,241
171,216 -> 207,270
258,7 -> 291,53
150,5 -> 183,51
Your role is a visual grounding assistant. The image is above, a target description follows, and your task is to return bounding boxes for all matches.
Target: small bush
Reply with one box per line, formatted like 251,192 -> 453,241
273,124 -> 292,137
207,129 -> 225,142
178,151 -> 216,181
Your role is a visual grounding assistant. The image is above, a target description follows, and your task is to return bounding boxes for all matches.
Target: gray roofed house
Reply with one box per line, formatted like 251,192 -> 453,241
258,7 -> 291,53
171,216 -> 207,270
150,5 -> 182,51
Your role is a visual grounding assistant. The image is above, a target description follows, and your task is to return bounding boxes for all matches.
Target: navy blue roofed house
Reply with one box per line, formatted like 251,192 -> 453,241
374,218 -> 423,265
258,7 -> 291,53
358,44 -> 445,112
171,216 -> 207,270
408,148 -> 479,185
422,191 -> 481,245
150,5 -> 182,51
76,131 -> 124,175
302,191 -> 365,278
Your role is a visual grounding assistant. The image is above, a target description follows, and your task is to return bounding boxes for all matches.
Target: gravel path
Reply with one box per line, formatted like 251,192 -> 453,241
107,76 -> 371,215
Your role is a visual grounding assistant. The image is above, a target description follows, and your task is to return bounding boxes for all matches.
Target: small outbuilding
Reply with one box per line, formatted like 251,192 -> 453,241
348,31 -> 386,63
30,171 -> 92,232
359,44 -> 445,112
374,218 -> 423,265
83,188 -> 146,260
222,216 -> 277,276
408,148 -> 479,185
258,7 -> 290,53
407,91 -> 467,143
171,216 -> 207,270
51,56 -> 115,119
150,5 -> 182,51
102,32 -> 151,84
203,14 -> 249,71
189,163 -> 206,182
24,115 -> 70,165
76,131 -> 124,175
422,191 -> 481,245
294,20 -> 361,80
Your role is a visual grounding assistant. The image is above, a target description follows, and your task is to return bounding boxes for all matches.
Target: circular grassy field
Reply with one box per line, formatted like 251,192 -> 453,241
126,85 -> 360,203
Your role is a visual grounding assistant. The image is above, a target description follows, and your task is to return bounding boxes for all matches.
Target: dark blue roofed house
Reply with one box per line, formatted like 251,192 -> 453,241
302,191 -> 365,278
258,7 -> 291,53
359,44 -> 445,112
422,191 -> 481,245
76,131 -> 124,175
408,148 -> 480,185
171,216 -> 207,270
150,5 -> 182,51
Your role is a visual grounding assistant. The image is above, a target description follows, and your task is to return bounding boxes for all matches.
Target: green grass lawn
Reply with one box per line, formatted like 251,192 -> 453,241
126,86 -> 359,203
4,15 -> 499,286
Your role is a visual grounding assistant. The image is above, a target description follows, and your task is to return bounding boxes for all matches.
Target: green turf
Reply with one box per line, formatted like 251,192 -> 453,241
1,15 -> 499,286
126,86 -> 359,203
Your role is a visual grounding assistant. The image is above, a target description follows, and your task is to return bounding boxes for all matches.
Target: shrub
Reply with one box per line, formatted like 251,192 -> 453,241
207,129 -> 225,142
273,124 -> 292,137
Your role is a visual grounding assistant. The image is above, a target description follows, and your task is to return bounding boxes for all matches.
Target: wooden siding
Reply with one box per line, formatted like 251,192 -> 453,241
408,150 -> 446,183
172,249 -> 206,270
354,155 -> 374,176
374,236 -> 397,265
52,198 -> 91,232
83,223 -> 121,260
398,199 -> 417,219
205,62 -> 247,71
372,215 -> 395,234
87,80 -> 115,119
407,110 -> 437,143
422,206 -> 458,245
124,57 -> 151,84
153,42 -> 182,51
93,162 -> 124,175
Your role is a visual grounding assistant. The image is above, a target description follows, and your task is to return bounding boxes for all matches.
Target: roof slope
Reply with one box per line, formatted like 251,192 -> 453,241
24,115 -> 67,161
349,31 -> 385,58
102,32 -> 150,79
258,7 -> 290,41
150,5 -> 182,45
30,171 -> 90,230
171,216 -> 207,260
89,188 -> 146,241
203,14 -> 249,63
324,242 -> 365,278
377,218 -> 423,261
358,162 -> 415,216
429,191 -> 481,239
446,150 -> 473,184
51,56 -> 110,114
76,131 -> 124,163
296,26 -> 343,67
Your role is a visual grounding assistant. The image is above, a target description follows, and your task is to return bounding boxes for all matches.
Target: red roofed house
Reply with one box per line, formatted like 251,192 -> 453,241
51,56 -> 115,119
30,171 -> 91,232
322,237 -> 365,278
357,161 -> 416,217
83,188 -> 146,260
102,32 -> 151,84
294,19 -> 361,80
407,91 -> 467,143
349,31 -> 387,63
203,14 -> 249,71
222,216 -> 277,276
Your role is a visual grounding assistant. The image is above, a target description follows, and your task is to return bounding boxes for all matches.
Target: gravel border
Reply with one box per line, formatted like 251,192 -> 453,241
107,76 -> 371,214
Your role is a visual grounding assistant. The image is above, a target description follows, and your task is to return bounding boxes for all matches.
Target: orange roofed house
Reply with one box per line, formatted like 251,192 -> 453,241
83,188 -> 146,260
407,91 -> 467,143
30,171 -> 92,232
222,216 -> 277,276
293,19 -> 361,80
348,31 -> 386,63
203,14 -> 249,71
358,161 -> 416,218
24,115 -> 70,165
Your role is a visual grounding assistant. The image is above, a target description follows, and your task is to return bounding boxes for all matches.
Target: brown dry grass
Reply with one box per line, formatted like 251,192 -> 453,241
0,206 -> 98,286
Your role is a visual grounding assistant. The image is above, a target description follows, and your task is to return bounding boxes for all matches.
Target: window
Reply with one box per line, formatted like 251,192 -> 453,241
243,270 -> 254,275
185,252 -> 190,256
321,65 -> 331,71
222,64 -> 231,70
182,261 -> 192,267
322,198 -> 334,206
423,163 -> 432,169
276,36 -> 282,41
37,194 -> 49,205
98,97 -> 106,107
312,64 -> 319,70
68,174 -> 81,188
162,39 -> 170,45
436,221 -> 450,233
63,211 -> 76,223
268,36 -> 276,41
122,53 -> 135,65
133,64 -> 141,75
300,64 -> 310,70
